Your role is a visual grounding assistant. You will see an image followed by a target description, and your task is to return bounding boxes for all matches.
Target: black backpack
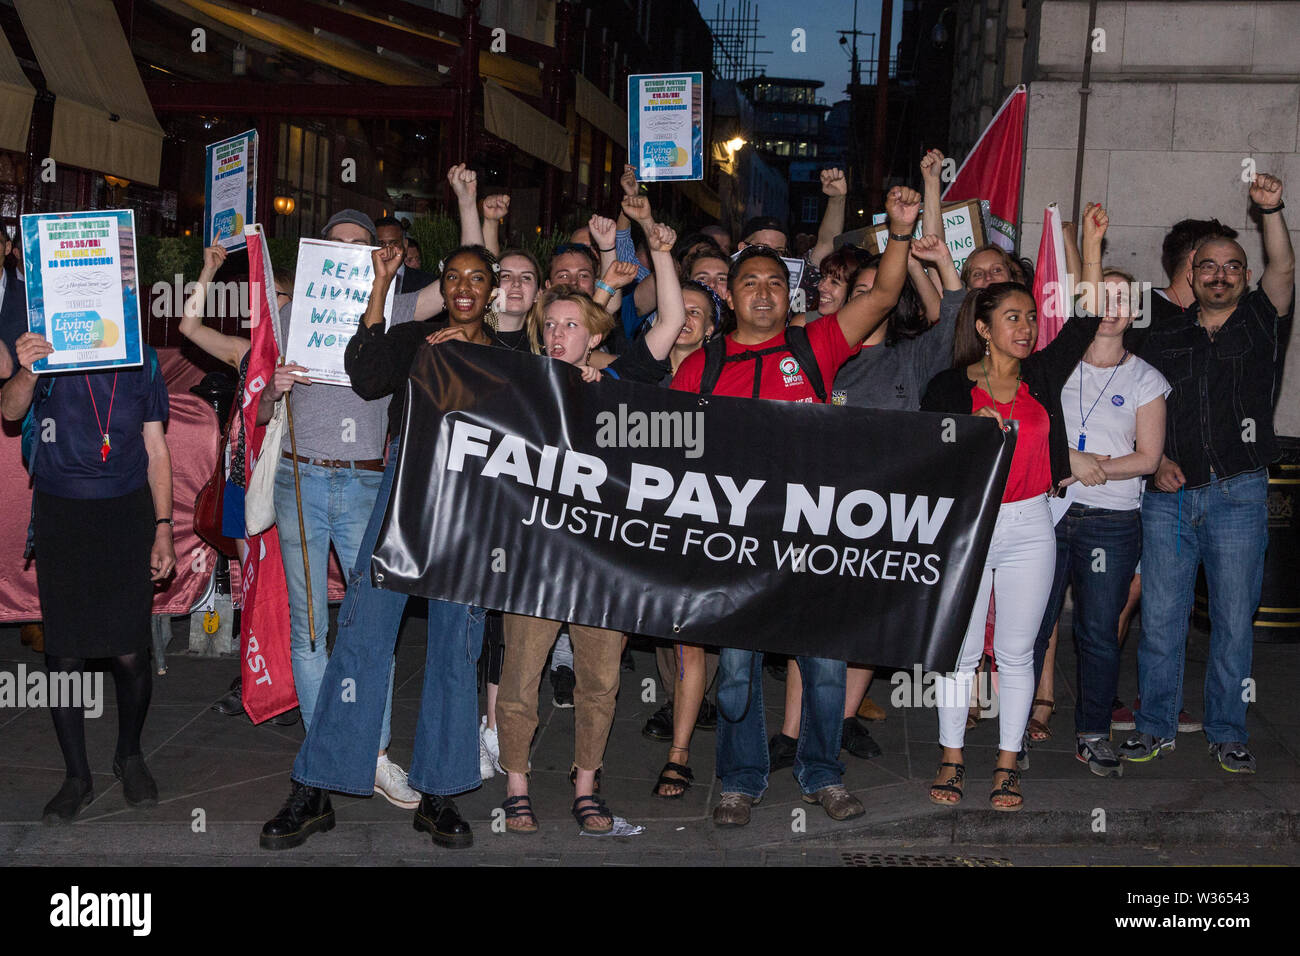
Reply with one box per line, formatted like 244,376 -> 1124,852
697,324 -> 827,402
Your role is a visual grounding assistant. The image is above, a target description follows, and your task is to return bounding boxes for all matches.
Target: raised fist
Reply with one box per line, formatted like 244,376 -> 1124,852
821,168 -> 847,197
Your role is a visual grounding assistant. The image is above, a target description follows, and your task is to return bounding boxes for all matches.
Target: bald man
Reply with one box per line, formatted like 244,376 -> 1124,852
1122,174 -> 1294,774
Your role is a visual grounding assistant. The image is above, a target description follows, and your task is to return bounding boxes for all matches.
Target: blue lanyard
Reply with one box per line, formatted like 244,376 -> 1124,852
1076,352 -> 1126,451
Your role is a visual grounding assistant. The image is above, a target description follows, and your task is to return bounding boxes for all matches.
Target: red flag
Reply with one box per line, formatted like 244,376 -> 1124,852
240,225 -> 298,723
1033,203 -> 1070,349
942,86 -> 1027,252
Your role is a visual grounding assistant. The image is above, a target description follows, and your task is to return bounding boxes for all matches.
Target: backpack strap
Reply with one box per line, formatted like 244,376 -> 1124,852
698,335 -> 728,396
696,326 -> 828,402
783,324 -> 827,403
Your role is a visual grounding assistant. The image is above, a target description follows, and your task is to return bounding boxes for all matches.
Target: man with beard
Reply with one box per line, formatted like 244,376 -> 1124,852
1121,173 -> 1294,774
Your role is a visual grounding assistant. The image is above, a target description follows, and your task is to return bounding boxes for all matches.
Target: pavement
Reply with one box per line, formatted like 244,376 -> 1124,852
1,609 -> 1297,866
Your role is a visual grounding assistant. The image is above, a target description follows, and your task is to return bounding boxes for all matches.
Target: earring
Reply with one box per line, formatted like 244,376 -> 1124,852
983,338 -> 990,356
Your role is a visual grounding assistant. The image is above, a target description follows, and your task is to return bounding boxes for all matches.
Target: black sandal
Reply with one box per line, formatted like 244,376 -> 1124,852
989,767 -> 1023,812
500,794 -> 539,834
653,761 -> 694,799
928,761 -> 965,806
572,794 -> 613,834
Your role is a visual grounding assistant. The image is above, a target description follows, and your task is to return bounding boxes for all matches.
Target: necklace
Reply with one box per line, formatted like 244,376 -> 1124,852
1076,351 -> 1126,451
85,373 -> 119,463
980,357 -> 1020,433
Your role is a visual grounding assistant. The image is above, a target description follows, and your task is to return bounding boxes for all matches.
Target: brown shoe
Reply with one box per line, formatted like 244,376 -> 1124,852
856,696 -> 887,721
712,792 -> 758,827
801,784 -> 865,821
20,623 -> 43,653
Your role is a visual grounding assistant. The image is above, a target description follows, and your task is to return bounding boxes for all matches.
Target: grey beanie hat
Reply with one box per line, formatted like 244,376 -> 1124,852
320,208 -> 376,240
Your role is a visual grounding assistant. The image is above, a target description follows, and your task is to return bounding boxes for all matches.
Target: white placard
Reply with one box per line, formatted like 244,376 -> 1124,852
284,239 -> 393,386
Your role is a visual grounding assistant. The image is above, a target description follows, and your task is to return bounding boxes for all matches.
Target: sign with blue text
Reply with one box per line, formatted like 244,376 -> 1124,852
628,72 -> 704,182
284,238 -> 393,386
203,129 -> 257,251
22,209 -> 142,374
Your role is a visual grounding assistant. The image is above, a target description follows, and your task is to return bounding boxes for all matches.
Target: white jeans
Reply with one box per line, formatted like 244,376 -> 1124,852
936,494 -> 1057,753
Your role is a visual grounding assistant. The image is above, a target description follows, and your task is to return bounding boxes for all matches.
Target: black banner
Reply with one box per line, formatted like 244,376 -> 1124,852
372,343 -> 1014,671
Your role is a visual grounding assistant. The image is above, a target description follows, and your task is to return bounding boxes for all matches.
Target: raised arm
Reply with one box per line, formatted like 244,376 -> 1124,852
1250,173 -> 1294,314
343,246 -> 414,400
835,187 -> 921,346
908,252 -> 942,322
911,233 -> 963,292
621,194 -> 660,316
179,245 -> 250,368
920,149 -> 945,242
640,224 -> 687,361
481,193 -> 510,257
589,214 -> 622,313
448,164 -> 484,247
807,168 -> 848,270
1062,220 -> 1083,287
593,259 -> 638,313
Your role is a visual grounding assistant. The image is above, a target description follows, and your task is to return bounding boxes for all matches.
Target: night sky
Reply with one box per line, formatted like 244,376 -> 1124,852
693,0 -> 905,105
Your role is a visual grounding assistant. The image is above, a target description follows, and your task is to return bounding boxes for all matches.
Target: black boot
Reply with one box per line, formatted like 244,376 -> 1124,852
113,753 -> 159,807
260,780 -> 335,850
641,702 -> 673,740
42,777 -> 93,825
413,793 -> 473,848
211,675 -> 244,716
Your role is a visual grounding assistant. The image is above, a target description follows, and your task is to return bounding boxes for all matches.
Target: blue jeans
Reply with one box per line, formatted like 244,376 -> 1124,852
1032,505 -> 1142,736
1137,470 -> 1267,743
292,438 -> 484,797
274,455 -> 387,738
715,649 -> 845,798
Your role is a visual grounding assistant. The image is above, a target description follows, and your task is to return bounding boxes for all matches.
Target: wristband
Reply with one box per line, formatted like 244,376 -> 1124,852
1257,201 -> 1285,215
156,518 -> 174,527
596,245 -> 615,253
595,280 -> 617,295
888,232 -> 914,243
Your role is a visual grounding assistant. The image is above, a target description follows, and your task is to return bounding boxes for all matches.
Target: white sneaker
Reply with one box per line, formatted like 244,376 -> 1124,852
374,754 -> 420,809
479,716 -> 503,779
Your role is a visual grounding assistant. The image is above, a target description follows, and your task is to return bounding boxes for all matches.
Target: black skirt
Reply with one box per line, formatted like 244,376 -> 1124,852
33,485 -> 155,658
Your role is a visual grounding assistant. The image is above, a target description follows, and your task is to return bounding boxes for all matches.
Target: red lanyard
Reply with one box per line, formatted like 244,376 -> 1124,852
85,373 -> 118,462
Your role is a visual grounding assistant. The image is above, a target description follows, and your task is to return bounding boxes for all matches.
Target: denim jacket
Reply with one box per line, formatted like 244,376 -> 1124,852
1137,287 -> 1295,491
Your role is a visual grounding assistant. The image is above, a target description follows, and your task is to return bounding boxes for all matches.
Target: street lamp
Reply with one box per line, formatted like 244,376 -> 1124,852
725,136 -> 747,154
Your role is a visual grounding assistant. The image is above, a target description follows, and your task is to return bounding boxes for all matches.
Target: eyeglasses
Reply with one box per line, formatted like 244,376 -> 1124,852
1194,260 -> 1244,276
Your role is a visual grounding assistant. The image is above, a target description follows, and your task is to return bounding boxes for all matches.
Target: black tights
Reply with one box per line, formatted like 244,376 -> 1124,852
46,651 -> 152,784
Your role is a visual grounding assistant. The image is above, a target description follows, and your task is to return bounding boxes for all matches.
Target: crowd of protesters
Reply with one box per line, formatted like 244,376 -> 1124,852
0,149 -> 1292,843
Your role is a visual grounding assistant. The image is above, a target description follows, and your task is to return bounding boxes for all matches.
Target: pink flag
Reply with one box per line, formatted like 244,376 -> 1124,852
942,86 -> 1027,252
1032,203 -> 1070,349
240,225 -> 298,723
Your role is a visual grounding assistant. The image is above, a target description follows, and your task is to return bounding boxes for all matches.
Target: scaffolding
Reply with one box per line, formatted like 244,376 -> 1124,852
703,0 -> 770,82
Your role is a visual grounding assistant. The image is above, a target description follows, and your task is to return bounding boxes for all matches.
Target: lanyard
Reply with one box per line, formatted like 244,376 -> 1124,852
980,358 -> 1020,431
85,373 -> 119,463
1076,352 -> 1126,451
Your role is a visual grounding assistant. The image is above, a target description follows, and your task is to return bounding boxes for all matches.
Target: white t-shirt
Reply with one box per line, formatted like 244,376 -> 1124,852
1059,354 -> 1170,511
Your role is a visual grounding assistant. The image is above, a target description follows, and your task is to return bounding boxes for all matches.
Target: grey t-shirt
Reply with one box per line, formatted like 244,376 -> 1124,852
829,288 -> 964,410
276,295 -> 418,460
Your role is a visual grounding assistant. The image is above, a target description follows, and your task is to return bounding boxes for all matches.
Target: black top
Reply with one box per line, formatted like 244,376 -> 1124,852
396,266 -> 437,295
603,333 -> 672,386
921,310 -> 1102,488
0,266 -> 24,380
494,327 -> 531,352
1137,286 -> 1295,490
344,314 -> 505,439
31,346 -> 169,499
1124,287 -> 1187,354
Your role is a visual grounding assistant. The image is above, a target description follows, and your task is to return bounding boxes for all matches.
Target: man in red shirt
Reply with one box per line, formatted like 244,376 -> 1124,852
673,186 -> 921,826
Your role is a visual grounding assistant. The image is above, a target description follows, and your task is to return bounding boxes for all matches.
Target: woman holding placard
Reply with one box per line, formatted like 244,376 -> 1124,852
2,331 -> 175,824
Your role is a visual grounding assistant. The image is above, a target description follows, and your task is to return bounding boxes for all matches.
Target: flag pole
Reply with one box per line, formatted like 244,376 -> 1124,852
1071,0 -> 1100,223
282,378 -> 315,653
